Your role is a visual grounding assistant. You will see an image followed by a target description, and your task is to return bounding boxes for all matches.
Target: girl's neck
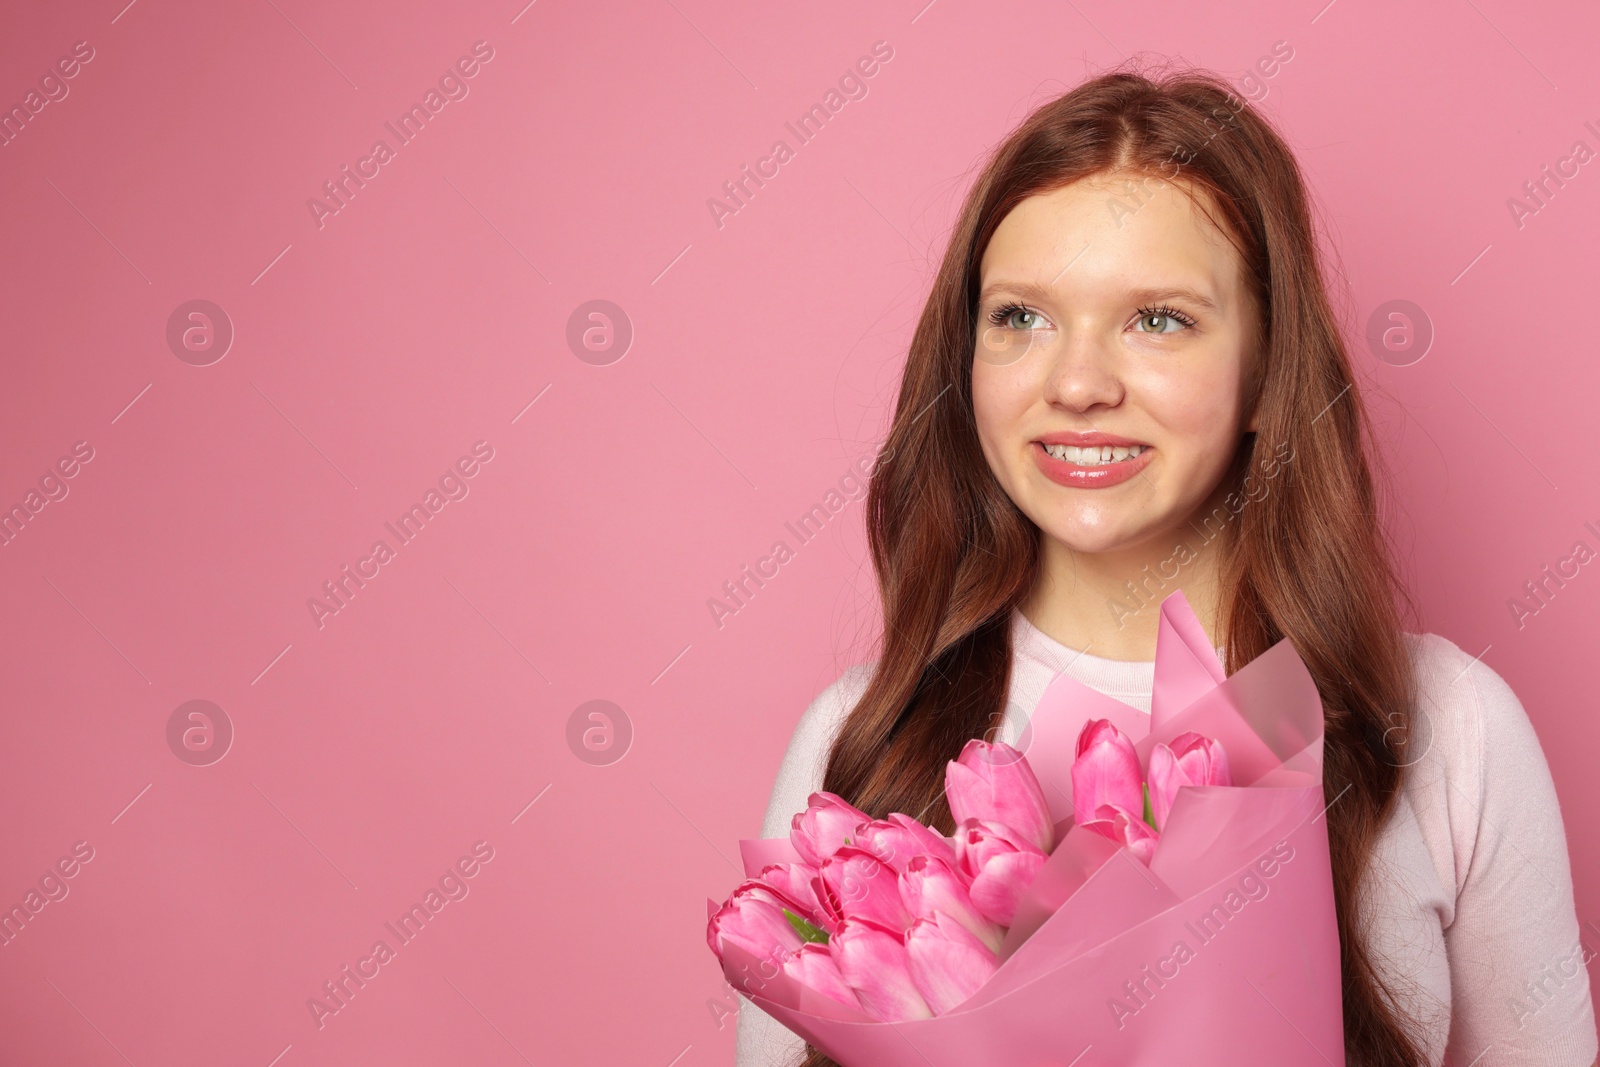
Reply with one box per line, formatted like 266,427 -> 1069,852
1021,527 -> 1226,662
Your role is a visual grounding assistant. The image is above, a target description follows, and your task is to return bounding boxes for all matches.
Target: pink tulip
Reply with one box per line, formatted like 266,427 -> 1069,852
706,881 -> 804,967
830,919 -> 933,1021
969,851 -> 1046,926
945,739 -> 1055,853
815,847 -> 913,933
790,792 -> 872,868
854,813 -> 958,873
953,817 -> 1046,879
758,861 -> 824,924
899,854 -> 1003,953
1080,803 -> 1161,865
779,942 -> 863,1011
905,910 -> 1000,1014
953,818 -> 1047,926
1070,720 -> 1144,829
1147,731 -> 1231,830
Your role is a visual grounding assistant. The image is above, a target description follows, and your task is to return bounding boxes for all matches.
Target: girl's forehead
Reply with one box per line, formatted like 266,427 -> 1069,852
987,176 -> 1233,257
979,176 -> 1249,304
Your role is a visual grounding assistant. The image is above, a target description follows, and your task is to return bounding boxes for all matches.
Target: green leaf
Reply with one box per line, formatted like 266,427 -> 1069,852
783,908 -> 829,944
1142,781 -> 1158,832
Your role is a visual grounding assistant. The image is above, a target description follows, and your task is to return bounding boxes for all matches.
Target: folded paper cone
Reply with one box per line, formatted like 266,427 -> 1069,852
742,787 -> 1340,1066
722,589 -> 1345,1066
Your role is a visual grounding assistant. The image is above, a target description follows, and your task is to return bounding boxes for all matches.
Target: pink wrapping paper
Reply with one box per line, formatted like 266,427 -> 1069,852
722,590 -> 1345,1066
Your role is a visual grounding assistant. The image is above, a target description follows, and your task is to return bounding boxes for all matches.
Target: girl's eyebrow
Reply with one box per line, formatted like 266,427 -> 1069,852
977,279 -> 1058,305
1129,286 -> 1221,313
977,280 -> 1221,314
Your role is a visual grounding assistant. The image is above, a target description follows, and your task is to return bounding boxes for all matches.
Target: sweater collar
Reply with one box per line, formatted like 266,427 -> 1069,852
1006,606 -> 1227,716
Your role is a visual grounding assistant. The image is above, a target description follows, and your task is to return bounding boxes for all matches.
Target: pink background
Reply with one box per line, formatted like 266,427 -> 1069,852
0,0 -> 1595,1063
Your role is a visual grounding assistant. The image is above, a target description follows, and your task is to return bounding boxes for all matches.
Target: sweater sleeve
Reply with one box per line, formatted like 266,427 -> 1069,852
734,664 -> 875,1067
1441,647 -> 1598,1066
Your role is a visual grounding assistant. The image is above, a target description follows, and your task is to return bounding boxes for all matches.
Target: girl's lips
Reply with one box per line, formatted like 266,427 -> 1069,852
1031,441 -> 1153,489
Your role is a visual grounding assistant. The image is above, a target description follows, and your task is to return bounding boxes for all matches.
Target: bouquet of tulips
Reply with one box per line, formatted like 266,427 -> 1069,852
708,589 -> 1347,1066
707,724 -> 1229,1019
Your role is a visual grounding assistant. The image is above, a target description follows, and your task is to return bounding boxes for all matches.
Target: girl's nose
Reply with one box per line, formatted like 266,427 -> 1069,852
1042,326 -> 1125,414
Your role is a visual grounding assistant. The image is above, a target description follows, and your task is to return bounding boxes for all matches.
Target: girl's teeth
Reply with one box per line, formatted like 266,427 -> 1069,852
1041,443 -> 1146,466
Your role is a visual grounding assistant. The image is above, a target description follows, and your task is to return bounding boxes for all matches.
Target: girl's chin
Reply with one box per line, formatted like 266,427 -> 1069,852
1035,515 -> 1189,558
1040,527 -> 1153,556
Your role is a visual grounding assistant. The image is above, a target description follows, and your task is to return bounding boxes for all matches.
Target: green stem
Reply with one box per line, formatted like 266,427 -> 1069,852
783,908 -> 829,944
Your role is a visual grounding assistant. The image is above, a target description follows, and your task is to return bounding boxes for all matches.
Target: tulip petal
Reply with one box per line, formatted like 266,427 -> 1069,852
758,861 -> 824,922
1080,803 -> 1162,865
967,849 -> 1046,926
707,885 -> 804,966
855,814 -> 958,873
1070,719 -> 1145,827
905,910 -> 1000,1014
816,847 -> 912,933
898,854 -> 1004,953
780,942 -> 862,1010
953,817 -> 1046,883
790,792 -> 872,868
1147,745 -> 1178,832
945,739 -> 1055,853
1147,733 -> 1231,830
830,919 -> 934,1022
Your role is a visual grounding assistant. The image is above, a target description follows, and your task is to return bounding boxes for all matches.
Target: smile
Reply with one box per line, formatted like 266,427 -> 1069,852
1039,443 -> 1148,466
1031,440 -> 1153,488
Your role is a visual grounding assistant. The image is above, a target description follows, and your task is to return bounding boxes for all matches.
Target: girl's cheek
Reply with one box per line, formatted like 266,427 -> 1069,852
1135,360 -> 1243,427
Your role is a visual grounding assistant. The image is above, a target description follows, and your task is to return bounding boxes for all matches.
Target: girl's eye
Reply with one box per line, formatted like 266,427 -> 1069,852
987,302 -> 1049,330
1132,305 -> 1196,334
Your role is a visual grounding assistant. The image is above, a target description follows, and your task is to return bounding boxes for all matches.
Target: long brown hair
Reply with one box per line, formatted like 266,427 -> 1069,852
806,61 -> 1425,1065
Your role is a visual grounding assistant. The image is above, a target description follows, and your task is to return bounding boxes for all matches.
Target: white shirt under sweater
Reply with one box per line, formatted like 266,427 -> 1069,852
734,608 -> 1598,1067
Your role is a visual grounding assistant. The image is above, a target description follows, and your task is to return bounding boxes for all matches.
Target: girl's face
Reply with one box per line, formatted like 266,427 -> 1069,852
971,171 -> 1260,557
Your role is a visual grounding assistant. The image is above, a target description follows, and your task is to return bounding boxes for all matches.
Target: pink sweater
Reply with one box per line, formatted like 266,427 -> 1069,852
734,608 -> 1598,1067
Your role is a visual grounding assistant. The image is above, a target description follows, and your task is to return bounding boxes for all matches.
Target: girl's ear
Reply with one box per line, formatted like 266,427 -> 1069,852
1242,335 -> 1265,435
